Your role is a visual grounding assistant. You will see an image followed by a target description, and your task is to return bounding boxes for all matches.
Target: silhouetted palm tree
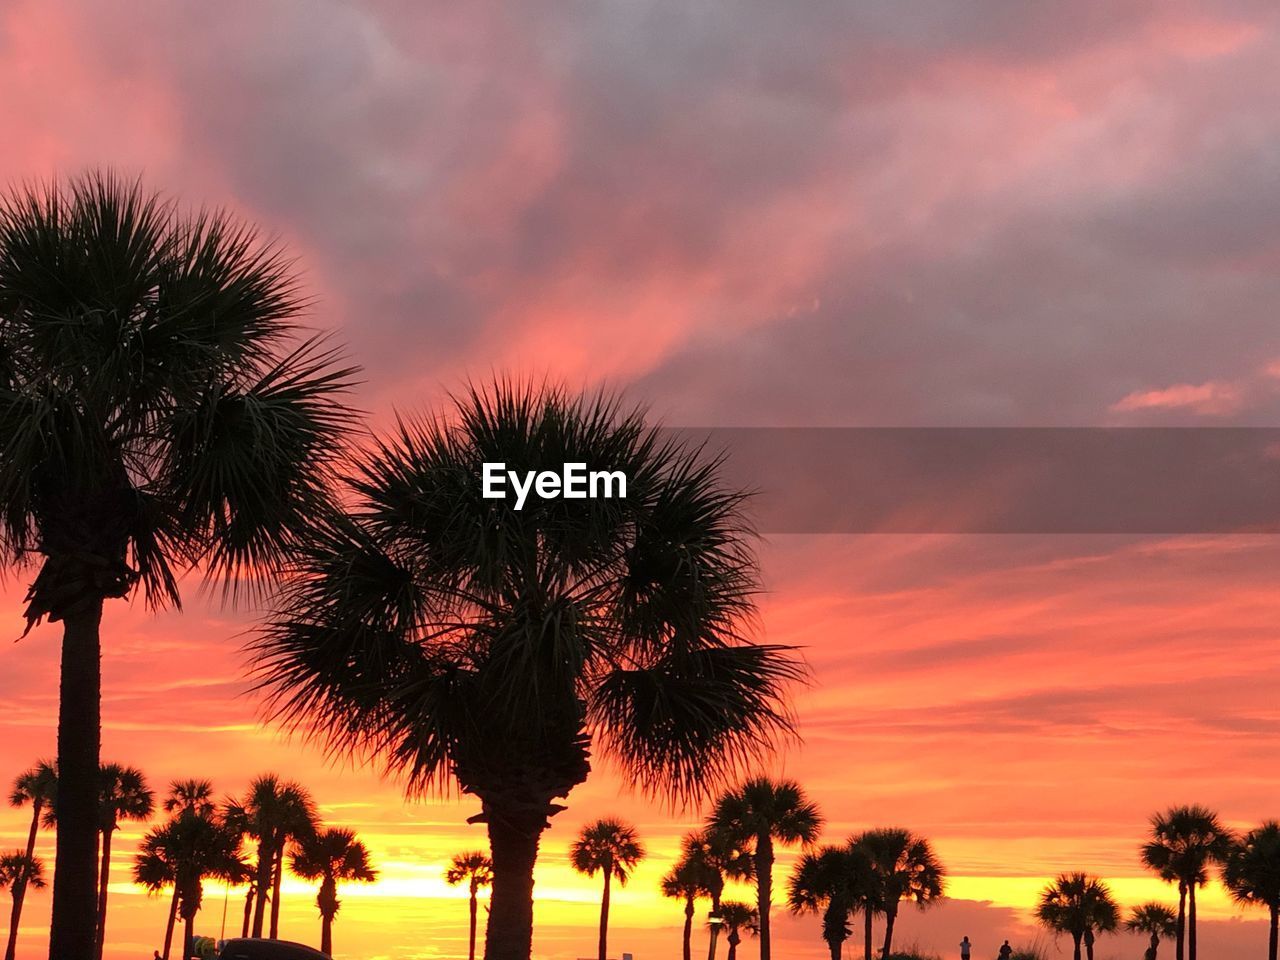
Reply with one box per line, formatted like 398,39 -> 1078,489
1224,822 -> 1280,960
716,901 -> 758,960
854,827 -> 945,958
255,382 -> 802,960
1036,872 -> 1119,960
1141,805 -> 1234,960
445,851 -> 494,960
788,845 -> 864,960
710,778 -> 822,960
6,761 -> 56,960
681,827 -> 753,960
289,827 -> 377,957
0,172 -> 355,959
571,819 -> 645,960
663,857 -> 717,960
225,776 -> 317,939
133,845 -> 178,960
137,809 -> 248,960
1,852 -> 46,956
165,780 -> 216,819
1126,903 -> 1177,960
95,763 -> 154,959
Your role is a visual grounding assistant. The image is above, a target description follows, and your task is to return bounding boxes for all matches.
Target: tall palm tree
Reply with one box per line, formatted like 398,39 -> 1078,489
254,382 -> 803,960
225,776 -> 317,939
1,853 -> 46,953
788,845 -> 863,960
1141,805 -> 1234,960
663,857 -> 717,960
709,777 -> 823,960
854,828 -> 945,958
571,819 -> 645,960
1224,822 -> 1280,960
136,809 -> 248,960
681,828 -> 753,960
1036,872 -> 1119,960
445,852 -> 494,960
6,762 -> 57,960
289,827 -> 377,957
95,763 -> 154,959
1126,903 -> 1178,960
0,172 -> 356,959
716,901 -> 758,960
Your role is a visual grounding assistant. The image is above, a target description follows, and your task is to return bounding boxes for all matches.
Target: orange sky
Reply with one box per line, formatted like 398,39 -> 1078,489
5,1 -> 1280,958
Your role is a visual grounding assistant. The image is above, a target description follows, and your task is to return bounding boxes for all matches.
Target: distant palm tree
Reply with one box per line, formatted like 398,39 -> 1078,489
137,809 -> 248,960
225,776 -> 317,939
6,761 -> 56,960
95,763 -> 155,959
1224,822 -> 1280,960
0,852 -> 46,954
681,827 -> 753,960
1036,872 -> 1119,960
710,777 -> 823,960
0,172 -> 356,958
254,382 -> 802,960
716,901 -> 758,960
788,844 -> 863,960
854,827 -> 945,958
571,819 -> 645,960
1141,805 -> 1234,960
150,779 -> 218,959
289,827 -> 377,957
445,851 -> 494,960
663,857 -> 717,960
1126,903 -> 1178,960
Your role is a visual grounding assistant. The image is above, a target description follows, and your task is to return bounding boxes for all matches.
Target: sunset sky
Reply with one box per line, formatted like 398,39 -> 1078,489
4,2 -> 1280,959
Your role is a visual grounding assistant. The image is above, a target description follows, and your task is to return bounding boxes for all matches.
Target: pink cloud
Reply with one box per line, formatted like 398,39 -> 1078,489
1111,380 -> 1243,415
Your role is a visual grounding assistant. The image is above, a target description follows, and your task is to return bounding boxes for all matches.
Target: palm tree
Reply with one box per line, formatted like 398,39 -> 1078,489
681,828 -> 753,960
445,852 -> 494,960
663,857 -> 717,960
1036,872 -> 1119,960
571,819 -> 645,960
788,845 -> 863,960
1224,822 -> 1280,960
289,827 -> 377,957
1126,903 -> 1178,960
1141,805 -> 1234,960
854,828 -> 945,958
225,776 -> 317,939
0,172 -> 355,959
1,853 -> 46,953
151,779 -> 217,958
709,777 -> 823,960
254,381 -> 803,960
133,846 -> 178,960
6,761 -> 56,960
95,763 -> 154,959
137,809 -> 248,960
716,901 -> 758,960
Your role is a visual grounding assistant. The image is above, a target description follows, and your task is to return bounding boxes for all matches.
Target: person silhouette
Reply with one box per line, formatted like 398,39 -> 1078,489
960,935 -> 972,959
999,941 -> 1012,959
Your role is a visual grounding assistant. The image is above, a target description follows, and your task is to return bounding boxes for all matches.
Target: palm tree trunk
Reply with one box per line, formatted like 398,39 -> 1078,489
1085,928 -> 1095,960
319,877 -> 337,956
320,912 -> 333,957
183,912 -> 195,960
597,868 -> 611,960
727,932 -> 740,960
826,936 -> 840,960
1268,901 -> 1278,960
1071,931 -> 1082,960
756,833 -> 774,960
1188,883 -> 1197,960
163,889 -> 179,960
864,906 -> 873,960
483,809 -> 543,960
881,903 -> 899,958
269,843 -> 285,938
242,885 -> 253,939
1175,882 -> 1186,960
49,599 -> 104,960
468,885 -> 479,960
5,801 -> 43,960
682,898 -> 694,960
96,824 -> 115,960
251,841 -> 272,937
